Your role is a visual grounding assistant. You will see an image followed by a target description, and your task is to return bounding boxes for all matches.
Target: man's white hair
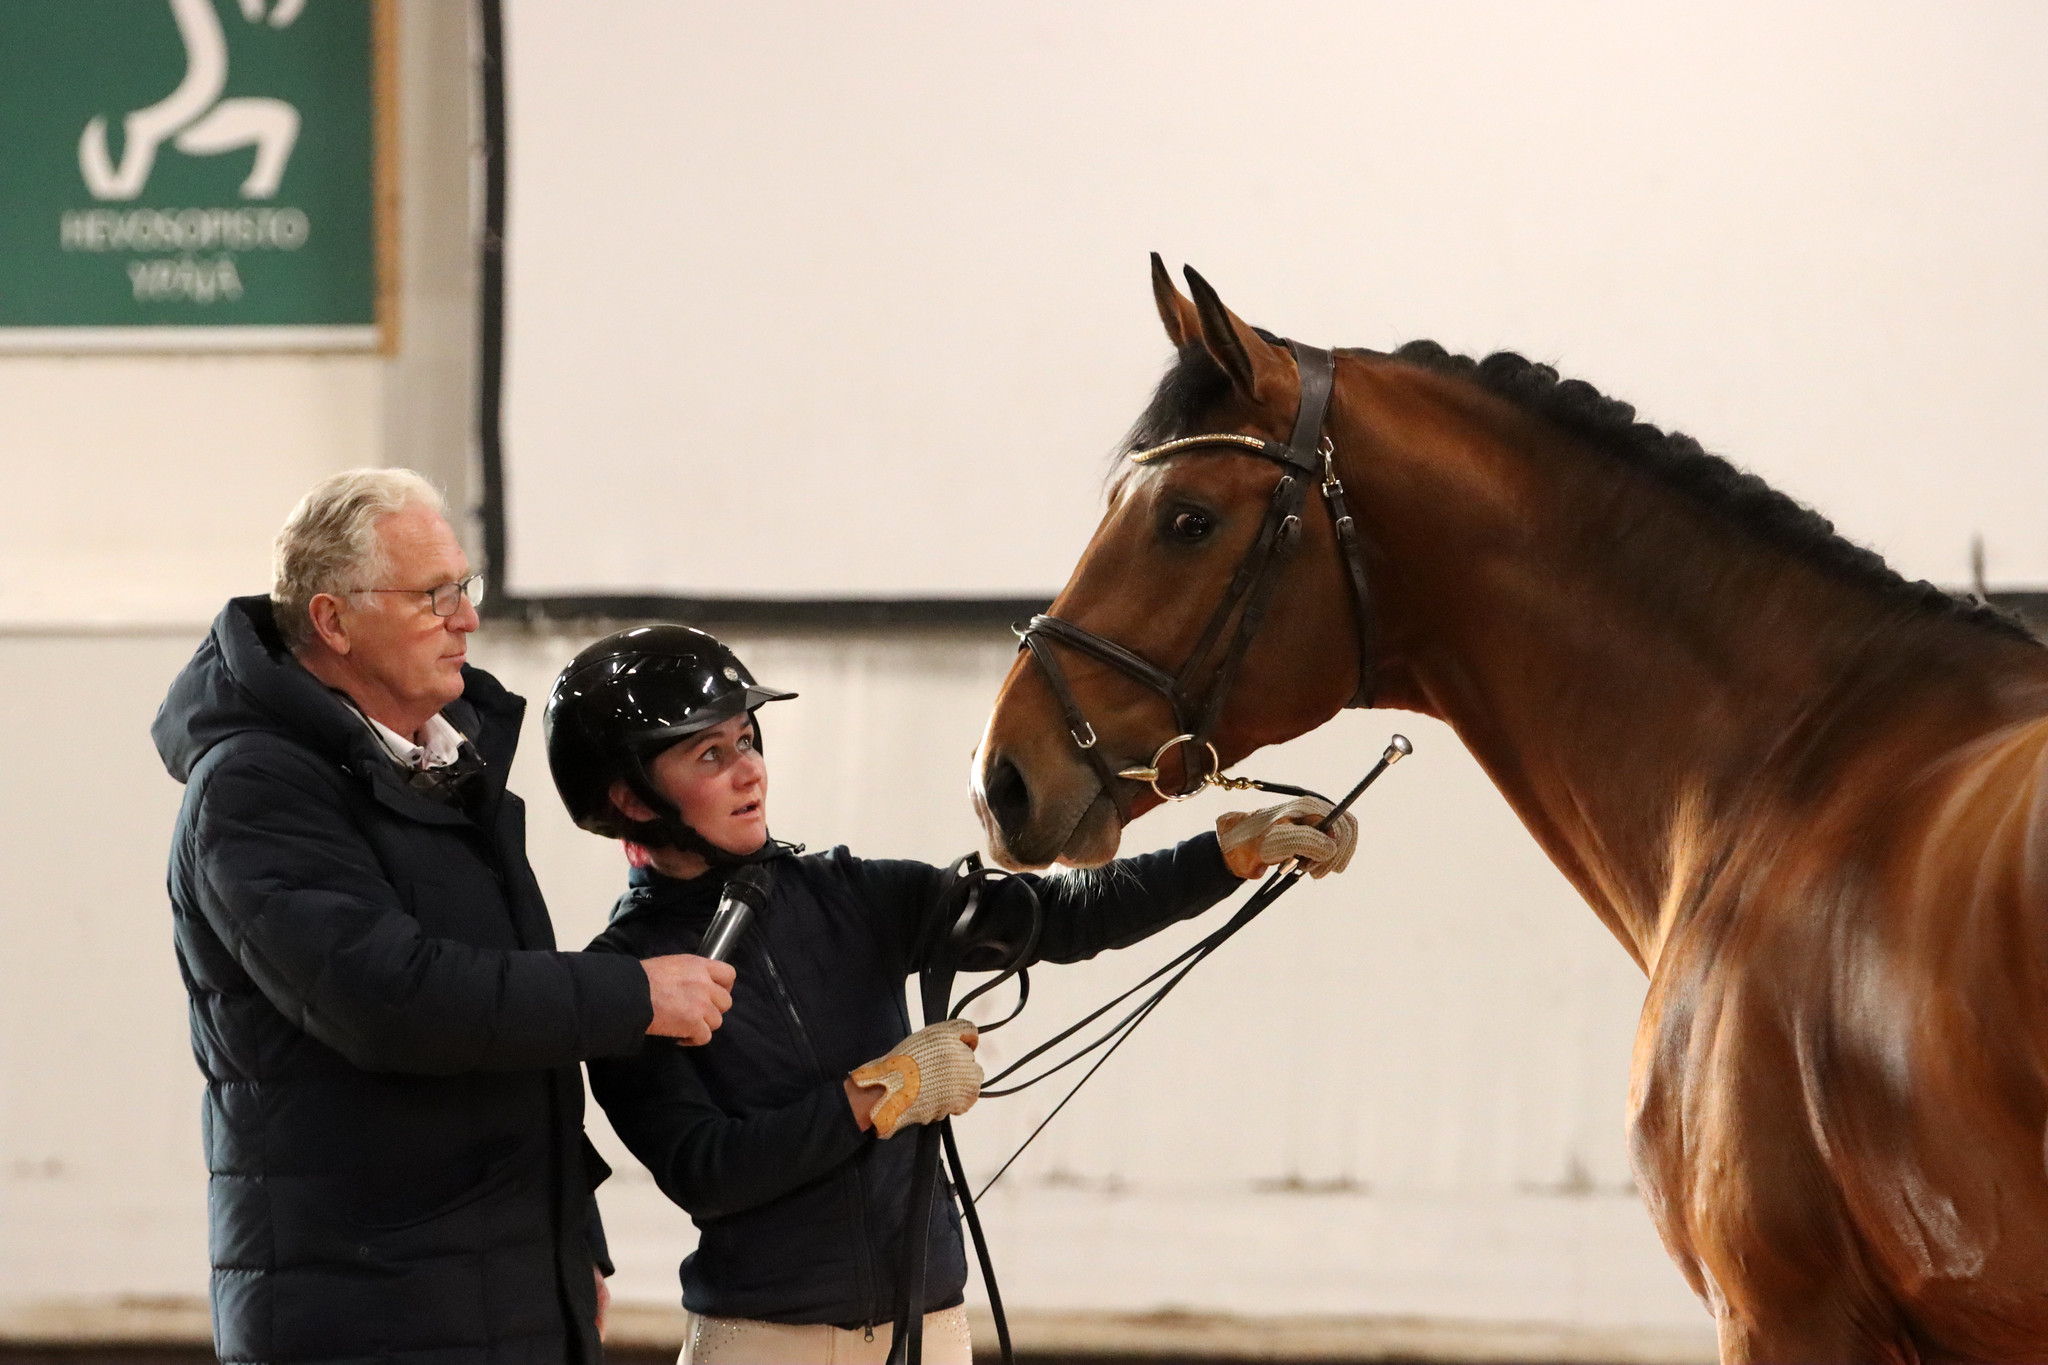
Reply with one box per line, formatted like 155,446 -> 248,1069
272,468 -> 448,651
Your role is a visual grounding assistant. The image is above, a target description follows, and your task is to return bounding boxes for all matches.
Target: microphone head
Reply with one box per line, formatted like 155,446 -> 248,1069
700,864 -> 774,964
723,863 -> 773,911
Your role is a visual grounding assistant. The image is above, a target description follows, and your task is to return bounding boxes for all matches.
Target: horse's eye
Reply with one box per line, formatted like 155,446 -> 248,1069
1168,509 -> 1214,543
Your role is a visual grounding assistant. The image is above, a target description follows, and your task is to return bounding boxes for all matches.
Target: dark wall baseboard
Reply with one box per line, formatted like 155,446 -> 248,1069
488,594 -> 1052,631
1992,590 -> 2048,634
479,589 -> 2048,636
0,1350 -> 1454,1365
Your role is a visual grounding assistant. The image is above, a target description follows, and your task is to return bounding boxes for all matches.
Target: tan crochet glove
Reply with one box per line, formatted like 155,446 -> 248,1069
1215,795 -> 1359,880
849,1019 -> 982,1139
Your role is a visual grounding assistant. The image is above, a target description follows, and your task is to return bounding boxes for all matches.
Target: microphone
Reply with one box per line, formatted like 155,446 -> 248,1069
699,864 -> 773,963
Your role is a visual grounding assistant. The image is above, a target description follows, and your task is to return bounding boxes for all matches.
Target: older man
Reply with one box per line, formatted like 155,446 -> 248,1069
152,469 -> 731,1365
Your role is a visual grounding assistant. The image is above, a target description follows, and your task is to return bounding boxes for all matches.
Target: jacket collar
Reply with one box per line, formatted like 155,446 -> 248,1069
155,596 -> 526,829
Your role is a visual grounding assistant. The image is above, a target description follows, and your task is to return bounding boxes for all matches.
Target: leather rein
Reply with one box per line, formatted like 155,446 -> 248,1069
1016,341 -> 1377,810
890,352 -> 1385,1364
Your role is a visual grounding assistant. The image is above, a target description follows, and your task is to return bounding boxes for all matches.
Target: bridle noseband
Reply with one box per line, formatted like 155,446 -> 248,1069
1016,341 -> 1377,812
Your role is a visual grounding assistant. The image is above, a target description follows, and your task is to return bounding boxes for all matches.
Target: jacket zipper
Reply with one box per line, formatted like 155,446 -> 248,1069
756,942 -> 883,1329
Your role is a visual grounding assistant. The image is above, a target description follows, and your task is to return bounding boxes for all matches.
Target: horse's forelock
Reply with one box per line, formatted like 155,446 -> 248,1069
1102,346 -> 1236,496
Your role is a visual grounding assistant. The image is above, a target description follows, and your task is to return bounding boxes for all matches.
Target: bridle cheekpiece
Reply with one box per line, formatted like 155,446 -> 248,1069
1015,341 -> 1377,816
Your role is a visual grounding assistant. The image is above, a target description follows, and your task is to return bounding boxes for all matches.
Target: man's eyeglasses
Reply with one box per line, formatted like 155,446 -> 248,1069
355,574 -> 487,617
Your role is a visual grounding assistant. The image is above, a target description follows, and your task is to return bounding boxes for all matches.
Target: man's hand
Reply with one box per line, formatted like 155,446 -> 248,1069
641,954 -> 735,1045
593,1265 -> 610,1341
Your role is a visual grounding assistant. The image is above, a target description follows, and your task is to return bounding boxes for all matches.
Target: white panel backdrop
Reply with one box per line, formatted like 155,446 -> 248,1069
0,624 -> 1707,1348
501,0 -> 2048,600
470,629 -> 1704,1338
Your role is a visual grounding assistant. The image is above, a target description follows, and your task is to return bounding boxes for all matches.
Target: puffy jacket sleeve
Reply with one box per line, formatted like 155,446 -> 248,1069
587,1039 -> 869,1221
851,833 -> 1243,972
185,742 -> 652,1073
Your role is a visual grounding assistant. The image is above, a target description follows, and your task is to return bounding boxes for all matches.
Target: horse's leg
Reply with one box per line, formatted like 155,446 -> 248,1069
1696,1105 -> 1914,1365
1634,958 -> 1920,1365
1714,1301 -> 1919,1365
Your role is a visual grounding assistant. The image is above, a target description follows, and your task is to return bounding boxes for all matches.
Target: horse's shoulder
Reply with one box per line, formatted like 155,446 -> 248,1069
1923,712 -> 2048,883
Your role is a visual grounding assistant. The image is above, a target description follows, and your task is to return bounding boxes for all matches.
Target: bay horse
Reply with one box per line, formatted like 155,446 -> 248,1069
971,259 -> 2048,1364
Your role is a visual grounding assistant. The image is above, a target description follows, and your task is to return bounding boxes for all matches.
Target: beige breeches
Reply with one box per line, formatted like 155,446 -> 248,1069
678,1305 -> 973,1364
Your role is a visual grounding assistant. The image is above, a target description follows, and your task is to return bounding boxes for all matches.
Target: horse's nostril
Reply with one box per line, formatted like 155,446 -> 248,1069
984,756 -> 1032,842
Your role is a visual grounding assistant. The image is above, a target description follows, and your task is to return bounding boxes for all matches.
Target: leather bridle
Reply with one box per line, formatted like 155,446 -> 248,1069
1016,341 -> 1377,811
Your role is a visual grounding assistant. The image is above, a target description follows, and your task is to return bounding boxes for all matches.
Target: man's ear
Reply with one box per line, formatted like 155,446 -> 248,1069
1183,265 -> 1292,404
307,593 -> 353,656
609,777 -> 657,824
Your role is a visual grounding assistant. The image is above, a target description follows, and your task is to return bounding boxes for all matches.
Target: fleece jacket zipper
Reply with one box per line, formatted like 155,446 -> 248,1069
755,940 -> 883,1328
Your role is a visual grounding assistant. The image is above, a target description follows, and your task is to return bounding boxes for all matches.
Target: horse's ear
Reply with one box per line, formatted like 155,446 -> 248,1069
1150,252 -> 1198,348
1183,265 -> 1289,403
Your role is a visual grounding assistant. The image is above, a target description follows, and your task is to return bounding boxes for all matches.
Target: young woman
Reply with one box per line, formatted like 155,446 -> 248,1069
545,625 -> 1356,1365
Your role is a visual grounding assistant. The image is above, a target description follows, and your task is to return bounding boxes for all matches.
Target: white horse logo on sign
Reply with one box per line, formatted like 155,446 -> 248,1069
78,0 -> 305,201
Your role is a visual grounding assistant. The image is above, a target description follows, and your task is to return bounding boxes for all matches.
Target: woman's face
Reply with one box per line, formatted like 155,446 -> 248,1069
646,712 -> 770,855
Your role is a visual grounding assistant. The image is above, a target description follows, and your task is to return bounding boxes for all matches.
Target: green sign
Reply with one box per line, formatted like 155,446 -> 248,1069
0,0 -> 381,349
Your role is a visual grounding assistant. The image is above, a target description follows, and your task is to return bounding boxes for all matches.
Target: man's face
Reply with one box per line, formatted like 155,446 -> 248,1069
646,713 -> 770,856
339,506 -> 477,716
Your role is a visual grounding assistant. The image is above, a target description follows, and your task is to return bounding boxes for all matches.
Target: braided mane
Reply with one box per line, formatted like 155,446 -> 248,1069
1122,339 -> 2034,644
1387,341 -> 2033,643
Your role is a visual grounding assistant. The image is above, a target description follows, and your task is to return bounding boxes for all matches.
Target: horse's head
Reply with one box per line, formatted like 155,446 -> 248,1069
973,259 -> 1369,869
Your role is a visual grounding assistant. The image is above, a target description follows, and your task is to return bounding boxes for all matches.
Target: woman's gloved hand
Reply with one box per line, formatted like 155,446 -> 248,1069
848,1018 -> 982,1139
1216,795 -> 1358,880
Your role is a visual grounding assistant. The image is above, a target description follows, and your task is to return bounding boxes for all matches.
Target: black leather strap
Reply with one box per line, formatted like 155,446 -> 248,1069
1171,474 -> 1297,718
1019,625 -> 1134,814
1024,613 -> 1179,699
1287,343 -> 1336,457
1016,337 -> 1370,805
890,862 -> 1026,1365
889,1125 -> 942,1365
1318,465 -> 1377,708
1184,343 -> 1331,745
1190,469 -> 1311,745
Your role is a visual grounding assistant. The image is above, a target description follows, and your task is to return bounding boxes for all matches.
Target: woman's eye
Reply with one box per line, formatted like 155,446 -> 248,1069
1169,509 -> 1214,542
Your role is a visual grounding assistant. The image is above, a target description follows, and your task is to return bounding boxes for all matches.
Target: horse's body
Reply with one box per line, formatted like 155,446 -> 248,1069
971,262 -> 2048,1363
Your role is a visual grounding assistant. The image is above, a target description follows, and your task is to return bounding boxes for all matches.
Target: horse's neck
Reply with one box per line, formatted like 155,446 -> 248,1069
1348,382 -> 2043,971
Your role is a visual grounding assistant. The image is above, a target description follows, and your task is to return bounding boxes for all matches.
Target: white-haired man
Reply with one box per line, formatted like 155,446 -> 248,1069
152,469 -> 732,1365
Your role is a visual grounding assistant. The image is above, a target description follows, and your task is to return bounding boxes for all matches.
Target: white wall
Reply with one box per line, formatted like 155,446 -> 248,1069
24,4 -> 1953,1358
501,0 -> 2048,601
473,631 -> 1700,1336
0,1 -> 477,629
0,0 -> 479,1317
0,615 -> 1709,1353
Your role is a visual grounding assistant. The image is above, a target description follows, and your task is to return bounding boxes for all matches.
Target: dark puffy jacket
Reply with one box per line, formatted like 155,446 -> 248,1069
152,597 -> 655,1365
586,838 -> 1240,1327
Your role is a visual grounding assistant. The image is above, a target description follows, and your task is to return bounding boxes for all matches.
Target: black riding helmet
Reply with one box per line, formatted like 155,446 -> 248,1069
545,624 -> 797,866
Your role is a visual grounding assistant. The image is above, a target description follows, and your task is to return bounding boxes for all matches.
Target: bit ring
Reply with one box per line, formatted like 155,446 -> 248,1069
1116,734 -> 1222,802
